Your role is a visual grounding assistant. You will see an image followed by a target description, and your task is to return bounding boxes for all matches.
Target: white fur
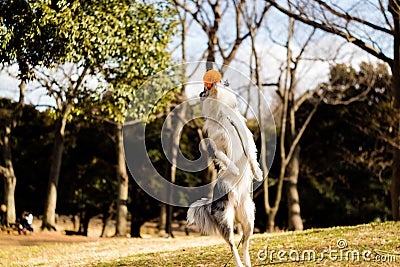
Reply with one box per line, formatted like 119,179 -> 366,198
201,85 -> 263,182
186,198 -> 219,235
187,84 -> 263,267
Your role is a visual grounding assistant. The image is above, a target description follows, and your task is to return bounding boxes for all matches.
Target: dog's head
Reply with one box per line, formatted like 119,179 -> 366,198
200,70 -> 222,100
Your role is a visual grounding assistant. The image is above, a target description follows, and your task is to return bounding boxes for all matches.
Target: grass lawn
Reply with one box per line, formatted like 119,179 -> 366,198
94,221 -> 400,267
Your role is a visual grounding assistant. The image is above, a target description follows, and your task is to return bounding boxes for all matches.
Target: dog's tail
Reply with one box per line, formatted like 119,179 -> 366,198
187,198 -> 218,235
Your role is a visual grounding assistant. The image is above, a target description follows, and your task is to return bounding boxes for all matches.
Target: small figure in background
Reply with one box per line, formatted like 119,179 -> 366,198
25,212 -> 34,232
19,211 -> 33,234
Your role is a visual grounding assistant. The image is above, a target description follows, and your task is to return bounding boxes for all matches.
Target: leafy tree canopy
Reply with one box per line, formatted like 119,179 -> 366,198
0,0 -> 73,78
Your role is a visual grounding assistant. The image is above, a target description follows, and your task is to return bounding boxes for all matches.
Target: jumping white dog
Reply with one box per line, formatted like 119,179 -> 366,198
187,70 -> 263,267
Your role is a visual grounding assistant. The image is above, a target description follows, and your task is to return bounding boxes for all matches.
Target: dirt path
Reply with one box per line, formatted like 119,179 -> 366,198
0,219 -> 226,267
0,232 -> 225,267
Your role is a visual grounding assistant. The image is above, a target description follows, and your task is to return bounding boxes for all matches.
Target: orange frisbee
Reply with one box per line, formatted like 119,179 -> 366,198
203,70 -> 222,89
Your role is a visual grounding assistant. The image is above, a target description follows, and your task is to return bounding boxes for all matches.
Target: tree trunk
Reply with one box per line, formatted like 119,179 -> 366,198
166,103 -> 188,238
265,203 -> 277,232
163,134 -> 173,238
78,209 -> 91,236
130,216 -> 142,238
159,204 -> 167,236
4,174 -> 16,224
206,29 -> 217,71
72,214 -> 79,231
101,213 -> 111,237
248,27 -> 278,233
1,125 -> 17,225
82,210 -> 91,237
101,202 -> 114,237
165,205 -> 174,238
286,146 -> 303,231
130,189 -> 142,238
390,0 -> 400,221
115,122 -> 129,236
42,116 -> 67,231
159,106 -> 171,238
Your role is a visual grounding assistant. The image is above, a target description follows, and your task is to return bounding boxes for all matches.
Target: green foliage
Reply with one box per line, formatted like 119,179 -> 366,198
0,0 -> 71,77
2,0 -> 177,123
76,0 -> 179,122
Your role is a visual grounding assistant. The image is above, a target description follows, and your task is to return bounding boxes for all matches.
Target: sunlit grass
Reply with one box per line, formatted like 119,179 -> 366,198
94,221 -> 400,267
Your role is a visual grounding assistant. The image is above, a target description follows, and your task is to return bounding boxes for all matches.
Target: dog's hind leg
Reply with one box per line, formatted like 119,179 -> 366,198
237,198 -> 256,267
211,183 -> 243,267
213,205 -> 244,267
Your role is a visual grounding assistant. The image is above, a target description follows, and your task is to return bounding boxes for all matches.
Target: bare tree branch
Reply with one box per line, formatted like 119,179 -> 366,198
266,0 -> 393,65
294,89 -> 314,111
285,98 -> 320,166
0,165 -> 10,178
172,0 -> 208,31
312,0 -> 392,34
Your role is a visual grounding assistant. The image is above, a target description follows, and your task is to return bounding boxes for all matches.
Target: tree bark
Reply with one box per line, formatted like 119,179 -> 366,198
251,27 -> 277,232
165,102 -> 187,238
4,176 -> 16,224
264,16 -> 294,232
165,205 -> 174,238
42,113 -> 69,231
159,105 -> 172,238
205,1 -> 220,71
101,203 -> 114,237
82,210 -> 92,236
159,204 -> 167,236
115,122 -> 129,236
130,216 -> 142,238
286,56 -> 304,231
264,199 -> 277,232
389,0 -> 400,221
1,125 -> 17,225
286,146 -> 303,230
164,110 -> 173,238
100,217 -> 109,237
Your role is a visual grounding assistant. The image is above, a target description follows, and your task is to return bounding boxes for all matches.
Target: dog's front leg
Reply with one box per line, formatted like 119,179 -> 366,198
207,138 -> 239,176
215,150 -> 240,176
250,160 -> 264,181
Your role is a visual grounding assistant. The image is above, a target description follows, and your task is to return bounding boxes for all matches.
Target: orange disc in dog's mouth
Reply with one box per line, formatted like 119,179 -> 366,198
203,70 -> 222,89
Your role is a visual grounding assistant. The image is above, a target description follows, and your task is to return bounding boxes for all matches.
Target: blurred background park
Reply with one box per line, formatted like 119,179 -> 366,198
0,0 -> 399,240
